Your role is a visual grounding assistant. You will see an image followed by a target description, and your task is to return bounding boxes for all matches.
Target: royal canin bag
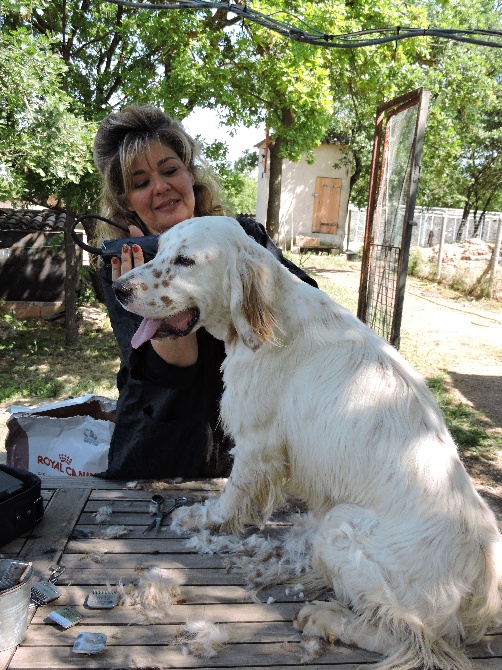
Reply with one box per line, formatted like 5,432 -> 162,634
0,464 -> 44,548
5,395 -> 115,478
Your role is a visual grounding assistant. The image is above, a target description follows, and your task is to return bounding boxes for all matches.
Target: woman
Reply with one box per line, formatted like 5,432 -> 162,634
93,104 -> 317,480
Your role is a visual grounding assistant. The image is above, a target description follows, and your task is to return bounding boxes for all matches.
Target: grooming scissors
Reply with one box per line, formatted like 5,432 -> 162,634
142,495 -> 188,535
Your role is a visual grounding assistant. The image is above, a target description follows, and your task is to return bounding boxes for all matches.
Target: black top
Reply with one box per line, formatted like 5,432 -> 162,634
97,216 -> 317,480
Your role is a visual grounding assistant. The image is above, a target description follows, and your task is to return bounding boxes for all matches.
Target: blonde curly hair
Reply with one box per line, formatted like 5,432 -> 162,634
93,104 -> 227,243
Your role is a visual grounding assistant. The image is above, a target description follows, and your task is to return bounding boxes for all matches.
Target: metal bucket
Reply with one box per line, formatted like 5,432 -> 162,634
0,560 -> 33,651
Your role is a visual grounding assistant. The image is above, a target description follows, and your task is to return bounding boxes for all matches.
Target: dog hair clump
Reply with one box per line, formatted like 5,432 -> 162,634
116,568 -> 180,622
180,513 -> 326,602
93,505 -> 113,524
177,620 -> 228,658
98,525 -> 130,539
299,636 -> 328,663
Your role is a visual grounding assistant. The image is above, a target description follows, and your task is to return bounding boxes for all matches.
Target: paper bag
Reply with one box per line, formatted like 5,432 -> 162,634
5,395 -> 116,477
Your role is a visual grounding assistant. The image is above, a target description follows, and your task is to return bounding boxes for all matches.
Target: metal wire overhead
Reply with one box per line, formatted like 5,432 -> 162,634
104,0 -> 502,48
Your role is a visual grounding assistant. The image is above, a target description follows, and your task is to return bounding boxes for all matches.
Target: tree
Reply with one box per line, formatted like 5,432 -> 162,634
455,104 -> 502,240
323,0 -> 502,221
412,13 -> 502,237
0,28 -> 96,205
1,1 -> 242,340
2,0 -> 338,242
0,26 -> 97,343
216,150 -> 259,215
208,2 -> 335,238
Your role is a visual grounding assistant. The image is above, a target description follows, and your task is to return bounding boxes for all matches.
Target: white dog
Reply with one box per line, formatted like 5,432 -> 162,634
113,216 -> 501,670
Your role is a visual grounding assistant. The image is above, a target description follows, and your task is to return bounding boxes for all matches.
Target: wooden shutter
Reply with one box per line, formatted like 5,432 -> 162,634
312,177 -> 341,233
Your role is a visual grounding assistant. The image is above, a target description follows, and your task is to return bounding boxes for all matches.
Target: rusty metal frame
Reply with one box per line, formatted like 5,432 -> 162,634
357,88 -> 430,348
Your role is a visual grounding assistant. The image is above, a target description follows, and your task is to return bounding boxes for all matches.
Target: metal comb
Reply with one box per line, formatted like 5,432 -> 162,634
31,565 -> 65,606
85,590 -> 119,609
0,560 -> 31,591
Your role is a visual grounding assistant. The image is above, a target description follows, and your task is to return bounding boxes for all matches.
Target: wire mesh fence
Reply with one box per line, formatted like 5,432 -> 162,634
366,244 -> 401,342
347,205 -> 502,250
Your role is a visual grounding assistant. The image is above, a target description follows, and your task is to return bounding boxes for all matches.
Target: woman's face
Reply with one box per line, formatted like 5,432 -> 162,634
125,141 -> 196,234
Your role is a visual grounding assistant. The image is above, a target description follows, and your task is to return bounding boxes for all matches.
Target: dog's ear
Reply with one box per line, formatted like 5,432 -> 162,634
226,249 -> 277,351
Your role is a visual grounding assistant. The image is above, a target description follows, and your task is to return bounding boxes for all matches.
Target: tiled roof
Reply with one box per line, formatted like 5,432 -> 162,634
0,208 -> 66,232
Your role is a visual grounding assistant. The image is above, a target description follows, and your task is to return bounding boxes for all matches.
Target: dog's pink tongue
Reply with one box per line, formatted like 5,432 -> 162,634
131,318 -> 163,349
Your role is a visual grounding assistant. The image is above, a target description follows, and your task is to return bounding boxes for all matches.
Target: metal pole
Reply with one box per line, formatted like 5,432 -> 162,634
346,209 -> 352,251
489,216 -> 502,299
436,213 -> 447,282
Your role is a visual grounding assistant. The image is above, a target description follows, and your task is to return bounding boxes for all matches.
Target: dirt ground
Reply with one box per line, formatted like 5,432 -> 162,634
1,245 -> 501,521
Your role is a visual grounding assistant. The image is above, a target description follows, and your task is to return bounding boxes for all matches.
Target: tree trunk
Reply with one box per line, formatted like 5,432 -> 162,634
349,150 -> 362,195
456,200 -> 471,243
80,218 -> 106,304
265,108 -> 295,241
64,208 -> 79,346
265,136 -> 283,241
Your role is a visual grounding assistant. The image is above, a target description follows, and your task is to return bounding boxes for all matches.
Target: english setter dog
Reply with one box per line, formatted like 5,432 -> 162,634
113,216 -> 501,670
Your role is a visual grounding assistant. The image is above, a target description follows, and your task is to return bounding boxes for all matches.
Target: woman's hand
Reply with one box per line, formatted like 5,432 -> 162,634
114,225 -> 198,366
110,225 -> 146,281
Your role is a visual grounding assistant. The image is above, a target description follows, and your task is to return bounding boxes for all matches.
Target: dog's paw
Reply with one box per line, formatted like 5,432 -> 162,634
170,501 -> 225,533
294,601 -> 353,645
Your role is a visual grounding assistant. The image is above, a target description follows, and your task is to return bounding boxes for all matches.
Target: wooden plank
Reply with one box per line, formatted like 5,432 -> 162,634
57,553 -> 226,570
40,477 -> 124,490
30,603 -> 302,625
54,567 -> 247,586
82,493 -> 215,513
18,488 -> 90,579
0,651 -> 15,670
8,640 -> 380,669
21,622 -> 299,646
68,524 -> 289,539
64,537 -> 198,554
9,634 -> 502,670
469,633 -> 502,657
40,477 -> 226,492
26,584 -> 298,607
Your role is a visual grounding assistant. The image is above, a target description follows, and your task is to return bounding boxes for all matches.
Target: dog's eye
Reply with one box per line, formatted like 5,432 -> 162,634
174,255 -> 195,267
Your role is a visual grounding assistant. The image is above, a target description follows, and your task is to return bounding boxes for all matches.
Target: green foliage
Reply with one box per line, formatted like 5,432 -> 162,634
1,0 -> 501,224
197,139 -> 258,214
407,248 -> 424,277
0,27 -> 96,208
218,159 -> 258,216
76,266 -> 102,309
323,0 -> 502,213
427,374 -> 500,456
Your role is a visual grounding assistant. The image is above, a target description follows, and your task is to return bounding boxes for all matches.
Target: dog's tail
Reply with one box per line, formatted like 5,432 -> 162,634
366,631 -> 473,670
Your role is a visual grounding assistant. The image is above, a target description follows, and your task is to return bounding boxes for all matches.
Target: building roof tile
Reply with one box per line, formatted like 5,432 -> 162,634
0,208 -> 66,232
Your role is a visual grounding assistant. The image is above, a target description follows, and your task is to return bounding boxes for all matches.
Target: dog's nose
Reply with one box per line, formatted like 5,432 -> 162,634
113,279 -> 133,305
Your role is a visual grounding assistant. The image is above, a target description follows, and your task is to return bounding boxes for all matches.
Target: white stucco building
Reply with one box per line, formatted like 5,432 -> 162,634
255,139 -> 352,250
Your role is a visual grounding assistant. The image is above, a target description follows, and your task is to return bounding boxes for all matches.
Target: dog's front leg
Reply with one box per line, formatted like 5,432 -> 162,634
171,442 -> 286,534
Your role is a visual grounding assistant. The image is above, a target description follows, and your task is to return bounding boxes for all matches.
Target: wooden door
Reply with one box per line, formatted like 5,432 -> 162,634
312,177 -> 341,233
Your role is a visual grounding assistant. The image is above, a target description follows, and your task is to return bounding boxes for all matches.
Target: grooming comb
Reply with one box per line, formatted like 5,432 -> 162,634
47,606 -> 83,629
0,561 -> 31,591
31,565 -> 65,606
73,632 -> 107,654
85,590 -> 119,609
